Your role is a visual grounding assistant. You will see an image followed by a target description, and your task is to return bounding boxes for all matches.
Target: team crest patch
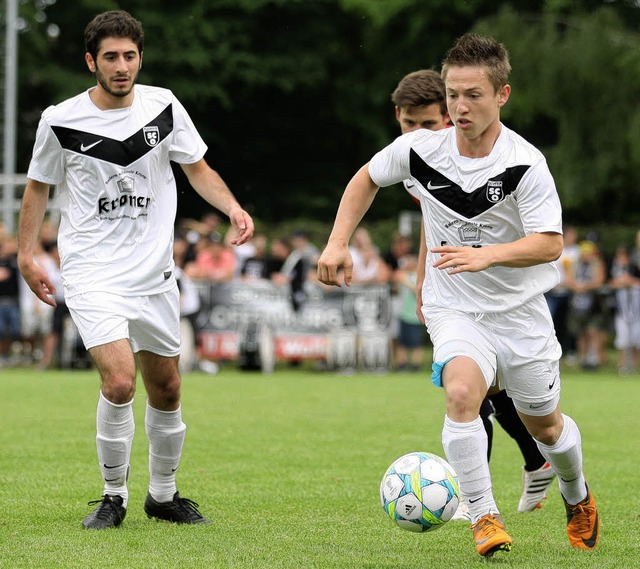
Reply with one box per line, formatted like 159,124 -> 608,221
486,181 -> 504,203
143,126 -> 160,147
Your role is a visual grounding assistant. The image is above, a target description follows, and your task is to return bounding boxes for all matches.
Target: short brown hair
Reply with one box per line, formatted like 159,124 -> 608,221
441,33 -> 511,93
391,69 -> 447,115
84,10 -> 144,60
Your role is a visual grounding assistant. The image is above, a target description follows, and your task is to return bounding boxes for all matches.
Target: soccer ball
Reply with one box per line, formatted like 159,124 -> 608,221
380,451 -> 460,532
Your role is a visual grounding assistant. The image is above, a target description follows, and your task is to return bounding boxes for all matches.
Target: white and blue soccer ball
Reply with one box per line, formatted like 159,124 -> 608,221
380,451 -> 460,532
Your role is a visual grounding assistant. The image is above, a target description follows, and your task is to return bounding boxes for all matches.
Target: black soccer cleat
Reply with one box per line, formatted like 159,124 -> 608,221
144,491 -> 211,524
82,494 -> 126,529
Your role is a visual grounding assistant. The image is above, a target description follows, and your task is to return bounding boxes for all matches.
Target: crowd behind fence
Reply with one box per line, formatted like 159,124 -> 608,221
1,215 -> 639,376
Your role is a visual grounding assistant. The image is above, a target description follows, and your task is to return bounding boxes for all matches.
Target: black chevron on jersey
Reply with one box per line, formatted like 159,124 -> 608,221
409,148 -> 531,218
51,104 -> 173,167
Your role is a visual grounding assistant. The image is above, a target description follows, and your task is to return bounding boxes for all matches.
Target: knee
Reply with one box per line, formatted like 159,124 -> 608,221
149,374 -> 182,408
530,421 -> 564,446
101,374 -> 136,404
445,381 -> 483,419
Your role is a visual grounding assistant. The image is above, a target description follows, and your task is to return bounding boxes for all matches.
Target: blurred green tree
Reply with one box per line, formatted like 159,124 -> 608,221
10,0 -> 640,227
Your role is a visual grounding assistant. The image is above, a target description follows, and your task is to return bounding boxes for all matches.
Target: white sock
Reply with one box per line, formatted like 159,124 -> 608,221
536,414 -> 587,505
96,391 -> 134,507
442,415 -> 498,523
145,402 -> 186,503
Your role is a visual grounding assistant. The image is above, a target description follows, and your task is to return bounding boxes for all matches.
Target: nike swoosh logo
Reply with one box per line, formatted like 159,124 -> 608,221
468,496 -> 484,504
427,181 -> 450,190
103,463 -> 125,469
560,476 -> 578,483
80,139 -> 103,152
529,402 -> 545,409
548,378 -> 557,389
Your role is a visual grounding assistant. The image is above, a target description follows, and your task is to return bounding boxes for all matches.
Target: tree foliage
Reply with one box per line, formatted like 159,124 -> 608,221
476,6 -> 640,224
11,0 -> 640,226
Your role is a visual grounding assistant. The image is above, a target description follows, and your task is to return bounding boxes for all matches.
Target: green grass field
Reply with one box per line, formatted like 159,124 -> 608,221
1,363 -> 638,568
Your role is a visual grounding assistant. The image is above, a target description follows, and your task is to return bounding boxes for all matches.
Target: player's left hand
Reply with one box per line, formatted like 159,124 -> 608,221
431,245 -> 492,274
227,206 -> 255,245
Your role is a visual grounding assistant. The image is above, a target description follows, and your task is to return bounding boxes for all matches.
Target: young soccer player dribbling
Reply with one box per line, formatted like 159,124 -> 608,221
18,10 -> 254,528
390,69 -> 556,520
318,34 -> 599,557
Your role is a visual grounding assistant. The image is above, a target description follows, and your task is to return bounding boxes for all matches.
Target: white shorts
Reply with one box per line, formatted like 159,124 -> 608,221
424,295 -> 562,415
66,287 -> 181,356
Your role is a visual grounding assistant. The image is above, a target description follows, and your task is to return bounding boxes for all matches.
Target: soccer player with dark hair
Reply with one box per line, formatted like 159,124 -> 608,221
18,10 -> 254,529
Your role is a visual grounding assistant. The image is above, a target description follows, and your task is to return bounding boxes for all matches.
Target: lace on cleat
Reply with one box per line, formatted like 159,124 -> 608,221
82,494 -> 126,529
563,485 -> 600,550
472,514 -> 513,558
144,491 -> 211,524
517,461 -> 556,512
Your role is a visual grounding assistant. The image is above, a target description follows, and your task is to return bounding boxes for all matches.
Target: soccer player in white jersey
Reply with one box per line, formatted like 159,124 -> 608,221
317,34 -> 599,557
391,70 -> 556,521
18,10 -> 254,529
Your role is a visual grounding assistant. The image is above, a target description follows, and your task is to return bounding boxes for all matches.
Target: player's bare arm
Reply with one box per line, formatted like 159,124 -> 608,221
17,179 -> 57,307
181,158 -> 254,245
432,232 -> 562,275
317,163 -> 379,287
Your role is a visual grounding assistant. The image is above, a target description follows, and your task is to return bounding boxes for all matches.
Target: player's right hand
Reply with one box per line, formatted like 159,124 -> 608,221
317,244 -> 353,287
19,261 -> 57,307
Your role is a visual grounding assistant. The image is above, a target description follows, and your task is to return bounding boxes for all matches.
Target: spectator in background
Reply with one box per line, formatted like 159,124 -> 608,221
38,239 -> 65,369
241,233 -> 270,280
265,237 -> 290,279
172,232 -> 191,269
271,234 -> 308,312
0,232 -> 21,367
18,235 -> 57,367
350,242 -> 390,285
566,240 -> 608,369
184,232 -> 236,283
290,229 -> 320,268
394,253 -> 425,371
226,225 -> 258,279
173,236 -> 218,375
384,233 -> 415,367
348,227 -> 390,284
607,244 -> 640,375
545,225 -> 580,365
348,227 -> 373,272
180,211 -> 222,242
177,212 -> 224,267
383,232 -> 414,274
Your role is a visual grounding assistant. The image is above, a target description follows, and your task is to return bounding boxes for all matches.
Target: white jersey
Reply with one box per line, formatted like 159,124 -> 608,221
27,84 -> 207,298
369,125 -> 562,313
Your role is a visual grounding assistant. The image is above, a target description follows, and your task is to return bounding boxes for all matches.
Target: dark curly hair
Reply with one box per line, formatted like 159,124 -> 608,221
84,10 -> 144,60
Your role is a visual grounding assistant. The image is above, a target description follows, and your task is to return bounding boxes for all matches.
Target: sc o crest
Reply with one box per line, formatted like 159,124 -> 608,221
486,181 -> 504,203
143,126 -> 160,147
